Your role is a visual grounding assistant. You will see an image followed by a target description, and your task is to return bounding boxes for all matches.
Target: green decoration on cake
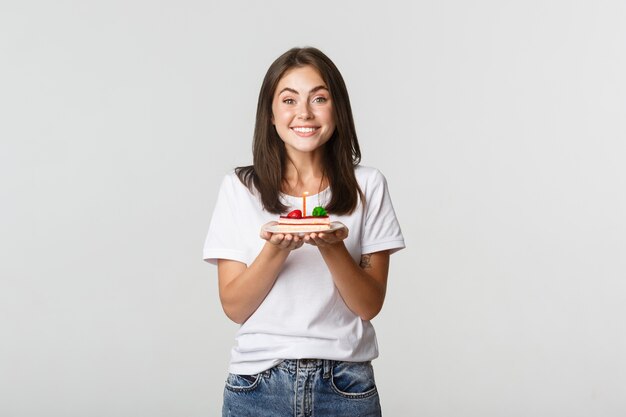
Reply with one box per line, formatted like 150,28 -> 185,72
311,206 -> 327,217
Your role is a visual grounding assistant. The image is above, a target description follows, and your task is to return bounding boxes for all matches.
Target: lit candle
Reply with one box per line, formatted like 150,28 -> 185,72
302,191 -> 309,217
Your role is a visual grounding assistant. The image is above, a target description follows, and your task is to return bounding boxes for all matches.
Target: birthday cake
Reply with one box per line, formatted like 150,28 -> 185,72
276,206 -> 331,232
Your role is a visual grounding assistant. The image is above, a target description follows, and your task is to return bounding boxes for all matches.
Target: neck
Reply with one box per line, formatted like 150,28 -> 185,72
282,149 -> 327,195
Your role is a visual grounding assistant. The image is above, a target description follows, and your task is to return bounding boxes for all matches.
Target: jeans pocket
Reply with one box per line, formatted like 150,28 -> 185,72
224,372 -> 262,393
330,361 -> 378,399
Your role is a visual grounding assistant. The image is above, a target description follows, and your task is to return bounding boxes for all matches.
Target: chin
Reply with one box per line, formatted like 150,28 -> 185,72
282,138 -> 326,154
287,145 -> 322,154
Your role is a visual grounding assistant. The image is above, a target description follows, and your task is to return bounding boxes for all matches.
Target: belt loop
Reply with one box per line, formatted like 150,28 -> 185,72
323,360 -> 332,379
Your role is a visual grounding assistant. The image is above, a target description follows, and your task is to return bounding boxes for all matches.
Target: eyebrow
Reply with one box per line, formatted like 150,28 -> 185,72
277,85 -> 329,96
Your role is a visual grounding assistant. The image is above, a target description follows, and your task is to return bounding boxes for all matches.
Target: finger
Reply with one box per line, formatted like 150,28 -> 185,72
290,240 -> 303,251
310,232 -> 330,246
270,233 -> 285,245
289,236 -> 302,250
280,234 -> 294,249
316,232 -> 333,243
304,236 -> 317,246
304,233 -> 318,246
316,235 -> 333,246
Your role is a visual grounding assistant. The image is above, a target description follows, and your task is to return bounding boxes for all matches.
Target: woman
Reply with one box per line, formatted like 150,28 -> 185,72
204,46 -> 405,417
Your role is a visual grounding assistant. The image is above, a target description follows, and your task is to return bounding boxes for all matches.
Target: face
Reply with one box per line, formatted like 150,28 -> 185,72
271,65 -> 336,155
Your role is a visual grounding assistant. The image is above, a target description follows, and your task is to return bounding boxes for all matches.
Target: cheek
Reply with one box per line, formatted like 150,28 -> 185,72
270,106 -> 277,125
271,102 -> 283,125
273,109 -> 290,124
325,116 -> 337,137
317,105 -> 334,120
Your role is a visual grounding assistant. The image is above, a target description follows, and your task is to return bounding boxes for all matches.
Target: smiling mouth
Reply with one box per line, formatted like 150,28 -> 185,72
291,127 -> 319,134
291,127 -> 320,138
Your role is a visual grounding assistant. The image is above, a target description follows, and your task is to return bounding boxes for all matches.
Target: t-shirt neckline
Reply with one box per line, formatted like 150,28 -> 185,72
280,187 -> 330,201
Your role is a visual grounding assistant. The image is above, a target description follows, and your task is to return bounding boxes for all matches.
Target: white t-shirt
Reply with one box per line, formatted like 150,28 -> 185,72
203,165 -> 405,375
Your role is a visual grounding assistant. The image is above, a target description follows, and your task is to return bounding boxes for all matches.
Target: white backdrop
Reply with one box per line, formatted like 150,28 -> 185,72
2,1 -> 625,416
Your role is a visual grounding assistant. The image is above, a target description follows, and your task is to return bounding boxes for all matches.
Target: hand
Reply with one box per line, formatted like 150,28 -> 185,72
304,226 -> 349,248
260,221 -> 305,251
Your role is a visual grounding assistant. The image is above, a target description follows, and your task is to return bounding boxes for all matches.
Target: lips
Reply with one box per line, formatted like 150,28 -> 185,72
291,126 -> 320,137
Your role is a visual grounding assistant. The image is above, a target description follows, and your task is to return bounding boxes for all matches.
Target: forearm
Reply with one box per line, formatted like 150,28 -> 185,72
219,242 -> 290,324
318,243 -> 387,321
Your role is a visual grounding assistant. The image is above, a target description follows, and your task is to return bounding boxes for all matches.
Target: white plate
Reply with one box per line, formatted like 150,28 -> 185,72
263,221 -> 346,235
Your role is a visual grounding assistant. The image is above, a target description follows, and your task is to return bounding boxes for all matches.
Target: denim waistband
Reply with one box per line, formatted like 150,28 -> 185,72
276,359 -> 333,378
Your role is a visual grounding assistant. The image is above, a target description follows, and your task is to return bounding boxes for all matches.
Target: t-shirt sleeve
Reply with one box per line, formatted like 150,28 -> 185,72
203,175 -> 248,265
361,169 -> 406,255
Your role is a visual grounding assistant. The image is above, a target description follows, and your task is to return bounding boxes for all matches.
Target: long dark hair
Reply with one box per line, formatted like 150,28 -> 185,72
236,47 -> 363,215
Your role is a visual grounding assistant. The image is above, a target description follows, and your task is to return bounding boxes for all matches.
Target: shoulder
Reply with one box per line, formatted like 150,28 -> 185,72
219,171 -> 256,197
219,170 -> 239,189
222,170 -> 240,183
354,165 -> 388,188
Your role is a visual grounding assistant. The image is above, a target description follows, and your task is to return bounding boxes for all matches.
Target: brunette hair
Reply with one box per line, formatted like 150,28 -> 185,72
236,47 -> 363,215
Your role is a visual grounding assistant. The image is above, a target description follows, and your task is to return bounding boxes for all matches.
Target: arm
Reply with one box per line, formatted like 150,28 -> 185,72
217,225 -> 303,324
306,230 -> 390,321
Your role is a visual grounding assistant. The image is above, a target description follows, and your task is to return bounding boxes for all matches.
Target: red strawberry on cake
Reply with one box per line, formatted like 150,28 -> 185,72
276,206 -> 330,232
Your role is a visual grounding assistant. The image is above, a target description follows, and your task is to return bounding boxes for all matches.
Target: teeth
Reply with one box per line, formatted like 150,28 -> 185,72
293,127 -> 317,133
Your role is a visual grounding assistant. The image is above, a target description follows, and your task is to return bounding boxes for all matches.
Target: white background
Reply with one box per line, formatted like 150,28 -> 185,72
2,1 -> 625,416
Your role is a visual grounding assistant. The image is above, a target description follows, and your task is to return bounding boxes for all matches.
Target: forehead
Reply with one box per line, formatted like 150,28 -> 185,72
275,65 -> 327,92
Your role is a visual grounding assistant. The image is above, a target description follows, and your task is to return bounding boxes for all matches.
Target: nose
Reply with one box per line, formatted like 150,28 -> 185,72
297,102 -> 312,120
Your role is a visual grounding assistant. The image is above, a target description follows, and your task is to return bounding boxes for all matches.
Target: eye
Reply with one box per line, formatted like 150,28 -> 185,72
313,96 -> 327,103
283,98 -> 296,104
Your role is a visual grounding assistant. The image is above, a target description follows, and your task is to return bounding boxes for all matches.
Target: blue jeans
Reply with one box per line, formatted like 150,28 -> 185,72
222,359 -> 382,417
